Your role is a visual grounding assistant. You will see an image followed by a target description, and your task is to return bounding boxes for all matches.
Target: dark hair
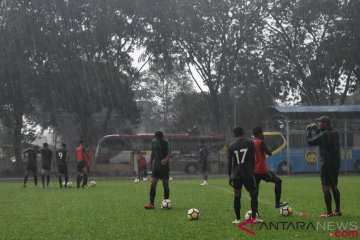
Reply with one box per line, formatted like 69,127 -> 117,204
316,116 -> 331,126
79,140 -> 84,144
62,143 -> 66,148
233,127 -> 245,137
43,143 -> 48,148
155,131 -> 164,139
252,127 -> 263,137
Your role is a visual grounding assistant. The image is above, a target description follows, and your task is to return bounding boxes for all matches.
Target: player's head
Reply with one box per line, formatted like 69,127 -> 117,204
233,127 -> 245,138
316,116 -> 331,130
33,145 -> 39,149
43,143 -> 48,148
61,143 -> 66,148
79,140 -> 84,145
253,127 -> 264,139
155,131 -> 164,139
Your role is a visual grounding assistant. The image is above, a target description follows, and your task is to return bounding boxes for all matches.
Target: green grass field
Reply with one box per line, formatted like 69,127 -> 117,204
1,175 -> 359,240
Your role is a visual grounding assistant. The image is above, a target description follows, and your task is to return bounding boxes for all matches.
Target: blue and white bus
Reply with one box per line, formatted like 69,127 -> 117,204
263,131 -> 360,174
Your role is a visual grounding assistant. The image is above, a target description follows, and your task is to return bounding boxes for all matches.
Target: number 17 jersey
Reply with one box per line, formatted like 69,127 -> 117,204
227,137 -> 255,179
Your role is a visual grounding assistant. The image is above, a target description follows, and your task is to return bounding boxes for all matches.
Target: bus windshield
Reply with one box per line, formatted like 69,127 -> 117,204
263,132 -> 287,154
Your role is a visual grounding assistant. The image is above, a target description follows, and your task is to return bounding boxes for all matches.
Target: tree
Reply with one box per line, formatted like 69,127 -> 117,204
0,0 -> 141,166
134,63 -> 195,133
263,0 -> 359,105
0,1 -> 43,169
138,0 -> 267,132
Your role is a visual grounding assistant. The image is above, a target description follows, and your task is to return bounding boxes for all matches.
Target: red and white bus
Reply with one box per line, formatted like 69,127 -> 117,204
94,133 -> 227,176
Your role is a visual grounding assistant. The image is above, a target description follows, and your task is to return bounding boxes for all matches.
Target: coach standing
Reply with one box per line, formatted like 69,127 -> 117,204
306,116 -> 341,218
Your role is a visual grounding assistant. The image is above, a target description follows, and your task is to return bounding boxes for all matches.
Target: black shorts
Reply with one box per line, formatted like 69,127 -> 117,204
231,176 -> 256,192
58,164 -> 68,175
201,163 -> 208,172
77,161 -> 86,172
42,164 -> 51,171
152,168 -> 169,180
255,171 -> 280,185
26,165 -> 37,174
321,165 -> 339,186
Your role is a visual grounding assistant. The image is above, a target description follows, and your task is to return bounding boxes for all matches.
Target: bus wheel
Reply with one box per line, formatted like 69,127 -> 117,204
354,160 -> 360,173
277,161 -> 291,175
185,163 -> 197,174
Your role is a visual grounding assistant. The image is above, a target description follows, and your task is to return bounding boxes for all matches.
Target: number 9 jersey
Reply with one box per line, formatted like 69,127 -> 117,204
227,137 -> 255,179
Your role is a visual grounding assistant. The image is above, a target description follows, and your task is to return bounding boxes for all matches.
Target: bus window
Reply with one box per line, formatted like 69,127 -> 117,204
340,132 -> 353,147
288,133 -> 305,148
354,133 -> 360,148
130,138 -> 150,151
97,138 -> 126,163
263,133 -> 286,154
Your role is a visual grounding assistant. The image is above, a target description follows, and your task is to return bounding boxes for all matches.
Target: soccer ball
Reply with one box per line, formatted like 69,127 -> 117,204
66,181 -> 72,188
161,199 -> 172,209
89,181 -> 96,187
187,208 -> 200,220
244,210 -> 259,221
280,205 -> 293,216
134,178 -> 140,183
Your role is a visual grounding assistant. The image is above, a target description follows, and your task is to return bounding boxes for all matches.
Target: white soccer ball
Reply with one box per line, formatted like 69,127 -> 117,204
187,208 -> 200,220
280,205 -> 293,216
161,199 -> 172,209
66,181 -> 72,188
134,178 -> 140,183
244,210 -> 259,221
89,181 -> 96,187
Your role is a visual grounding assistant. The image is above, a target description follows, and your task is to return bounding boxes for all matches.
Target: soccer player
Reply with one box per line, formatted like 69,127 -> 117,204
40,143 -> 53,188
85,144 -> 92,173
137,151 -> 147,181
199,139 -> 209,185
56,143 -> 69,188
75,140 -> 88,188
23,145 -> 39,187
228,127 -> 261,224
306,116 -> 341,218
144,131 -> 171,209
253,127 -> 287,211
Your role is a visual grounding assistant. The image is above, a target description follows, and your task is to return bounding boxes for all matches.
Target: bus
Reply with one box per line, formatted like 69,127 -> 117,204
263,131 -> 360,174
94,134 -> 227,176
94,131 -> 360,176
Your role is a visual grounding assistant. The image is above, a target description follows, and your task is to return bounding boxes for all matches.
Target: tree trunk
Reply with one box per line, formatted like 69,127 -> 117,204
209,89 -> 221,133
13,108 -> 24,174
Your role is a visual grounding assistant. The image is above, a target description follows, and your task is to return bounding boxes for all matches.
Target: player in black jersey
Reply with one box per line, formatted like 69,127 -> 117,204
307,116 -> 341,218
23,145 -> 39,187
56,143 -> 70,188
40,143 -> 53,188
228,127 -> 261,224
144,131 -> 171,209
